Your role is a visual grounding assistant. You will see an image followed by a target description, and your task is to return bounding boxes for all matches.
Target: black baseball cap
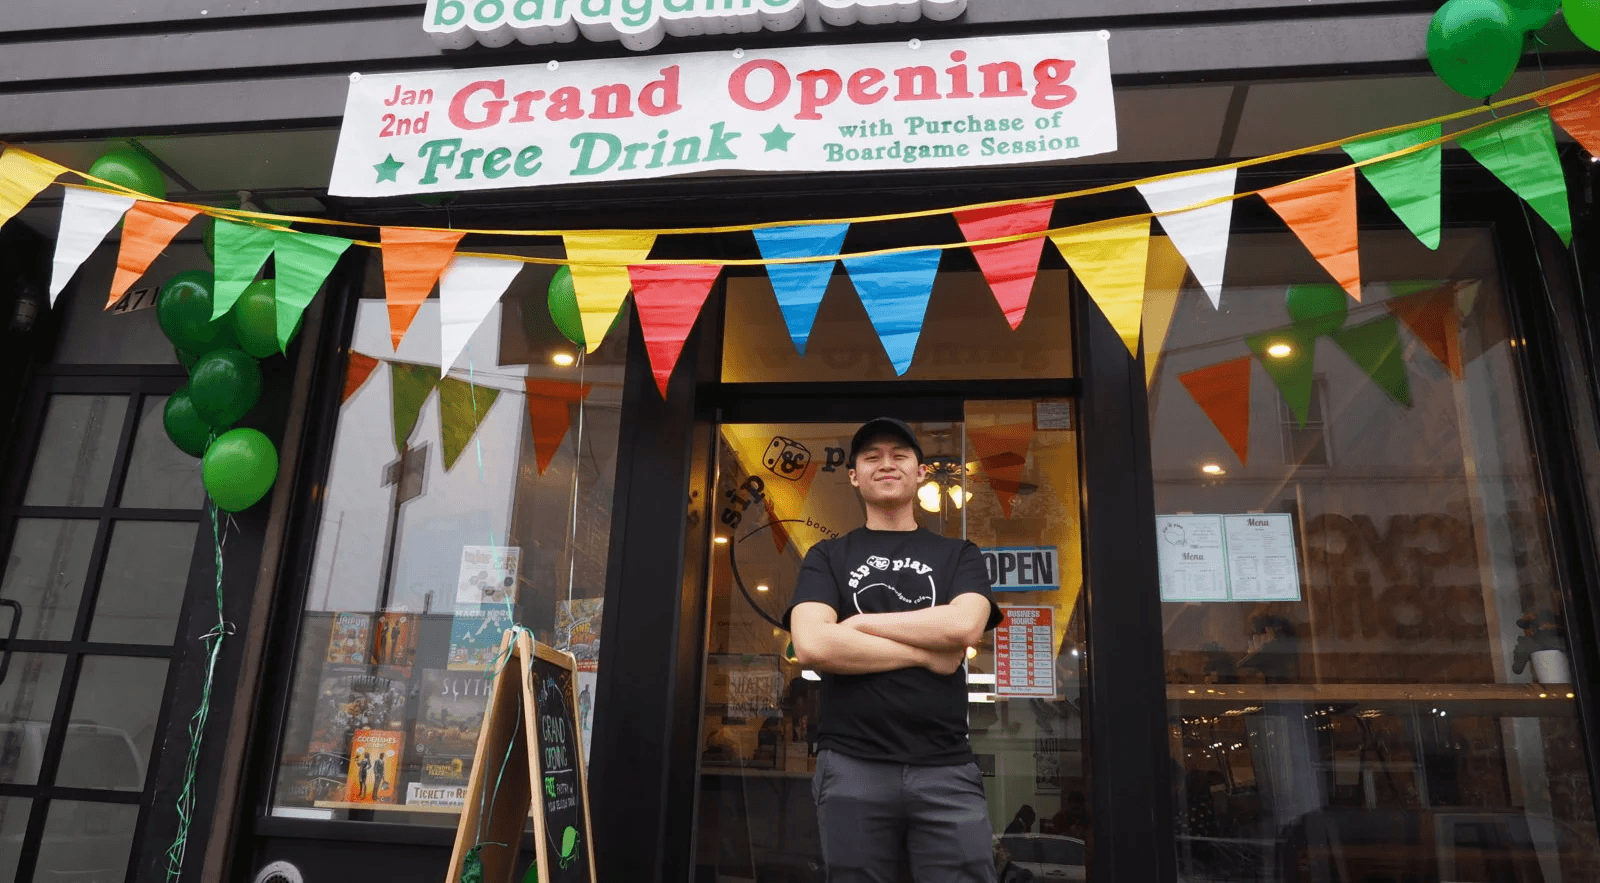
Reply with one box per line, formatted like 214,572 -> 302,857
848,417 -> 924,467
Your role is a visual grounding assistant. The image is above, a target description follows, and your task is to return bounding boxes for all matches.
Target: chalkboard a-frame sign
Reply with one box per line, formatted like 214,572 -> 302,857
446,631 -> 597,883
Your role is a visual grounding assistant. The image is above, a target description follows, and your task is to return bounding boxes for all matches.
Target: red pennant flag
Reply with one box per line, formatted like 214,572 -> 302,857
1536,80 -> 1600,157
1260,168 -> 1362,301
381,227 -> 466,349
524,379 -> 593,475
628,263 -> 723,397
343,351 -> 380,403
1178,357 -> 1252,465
1388,282 -> 1463,380
106,202 -> 201,307
953,200 -> 1054,329
967,422 -> 1035,518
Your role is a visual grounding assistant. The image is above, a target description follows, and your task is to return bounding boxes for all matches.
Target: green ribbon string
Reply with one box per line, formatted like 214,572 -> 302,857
164,497 -> 232,881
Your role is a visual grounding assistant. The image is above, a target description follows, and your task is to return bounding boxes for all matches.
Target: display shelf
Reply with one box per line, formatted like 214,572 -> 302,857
1167,682 -> 1577,718
313,800 -> 468,815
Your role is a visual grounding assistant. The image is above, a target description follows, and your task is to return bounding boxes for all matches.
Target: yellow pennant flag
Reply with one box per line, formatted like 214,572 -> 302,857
1142,234 -> 1191,387
1051,216 -> 1152,357
0,149 -> 69,229
564,231 -> 658,353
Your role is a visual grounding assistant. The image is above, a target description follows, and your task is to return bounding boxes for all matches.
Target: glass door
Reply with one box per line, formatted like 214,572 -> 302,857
692,400 -> 1088,883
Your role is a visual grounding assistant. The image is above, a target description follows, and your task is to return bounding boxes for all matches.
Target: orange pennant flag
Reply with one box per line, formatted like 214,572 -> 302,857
1260,168 -> 1362,302
967,421 -> 1035,518
106,201 -> 201,308
1536,81 -> 1600,157
0,149 -> 68,230
1178,357 -> 1252,465
343,351 -> 381,403
524,378 -> 593,475
381,227 -> 466,349
1388,282 -> 1463,380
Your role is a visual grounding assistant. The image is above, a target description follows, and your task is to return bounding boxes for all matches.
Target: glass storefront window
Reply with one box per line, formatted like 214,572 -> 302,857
1150,228 -> 1600,881
271,251 -> 625,824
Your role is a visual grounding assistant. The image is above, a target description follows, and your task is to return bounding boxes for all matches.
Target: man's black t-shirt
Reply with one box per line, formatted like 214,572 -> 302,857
784,527 -> 1002,765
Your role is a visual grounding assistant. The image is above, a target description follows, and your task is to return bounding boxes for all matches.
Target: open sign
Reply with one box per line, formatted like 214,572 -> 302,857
982,546 -> 1059,592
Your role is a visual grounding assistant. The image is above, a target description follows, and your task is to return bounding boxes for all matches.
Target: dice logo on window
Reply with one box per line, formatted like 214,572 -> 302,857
763,436 -> 811,481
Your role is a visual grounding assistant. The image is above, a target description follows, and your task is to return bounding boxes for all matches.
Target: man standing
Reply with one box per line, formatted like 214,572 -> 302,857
786,418 -> 1003,883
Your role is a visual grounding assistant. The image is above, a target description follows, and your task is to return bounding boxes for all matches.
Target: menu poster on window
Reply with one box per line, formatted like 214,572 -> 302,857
456,545 -> 521,606
995,605 -> 1056,698
1156,513 -> 1300,602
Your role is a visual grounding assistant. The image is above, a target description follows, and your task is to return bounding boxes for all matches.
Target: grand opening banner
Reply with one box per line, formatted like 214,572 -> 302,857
329,31 -> 1115,197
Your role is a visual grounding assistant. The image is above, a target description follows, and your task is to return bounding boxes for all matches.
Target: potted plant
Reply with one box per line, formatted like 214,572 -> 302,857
1511,610 -> 1570,685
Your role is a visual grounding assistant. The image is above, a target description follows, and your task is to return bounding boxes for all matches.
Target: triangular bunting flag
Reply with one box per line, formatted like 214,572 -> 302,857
1343,123 -> 1443,250
1536,81 -> 1600,157
440,256 -> 523,372
1177,357 -> 1252,465
391,362 -> 442,454
106,201 -> 201,308
752,223 -> 850,354
1245,326 -> 1318,427
1143,235 -> 1190,387
1050,216 -> 1152,356
213,220 -> 279,320
343,351 -> 380,404
840,248 -> 943,375
1329,315 -> 1412,406
0,149 -> 68,230
382,227 -> 466,349
1458,110 -> 1572,246
51,187 -> 136,305
765,496 -> 791,555
968,421 -> 1035,517
952,200 -> 1053,329
524,379 -> 593,475
1137,168 -> 1236,307
274,230 -> 353,352
1260,168 -> 1362,301
565,231 -> 657,353
1388,281 -> 1462,379
437,376 -> 502,471
629,263 -> 723,397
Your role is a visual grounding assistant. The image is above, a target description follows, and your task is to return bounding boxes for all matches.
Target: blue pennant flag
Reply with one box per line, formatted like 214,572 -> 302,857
753,223 -> 850,355
841,248 -> 943,375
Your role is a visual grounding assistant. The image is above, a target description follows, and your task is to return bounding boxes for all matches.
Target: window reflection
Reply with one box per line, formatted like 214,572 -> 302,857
1151,229 -> 1600,881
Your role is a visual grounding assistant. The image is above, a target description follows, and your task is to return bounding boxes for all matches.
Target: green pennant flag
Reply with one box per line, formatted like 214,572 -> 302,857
212,220 -> 277,320
1330,315 -> 1412,406
390,361 -> 441,453
273,230 -> 353,352
1458,110 -> 1572,246
1245,326 -> 1319,427
1343,123 -> 1442,250
437,376 -> 501,471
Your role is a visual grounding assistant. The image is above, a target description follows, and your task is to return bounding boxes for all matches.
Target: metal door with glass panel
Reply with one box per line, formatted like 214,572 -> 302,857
0,375 -> 204,882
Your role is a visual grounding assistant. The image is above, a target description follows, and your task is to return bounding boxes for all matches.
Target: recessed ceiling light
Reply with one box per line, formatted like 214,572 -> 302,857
713,535 -> 729,545
551,352 -> 576,366
1266,343 -> 1293,358
756,584 -> 770,592
1201,463 -> 1225,475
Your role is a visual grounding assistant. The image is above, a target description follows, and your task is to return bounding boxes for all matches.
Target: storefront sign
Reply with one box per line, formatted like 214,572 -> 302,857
995,604 -> 1055,698
981,545 -> 1059,592
330,31 -> 1115,196
424,0 -> 968,52
1156,513 -> 1301,603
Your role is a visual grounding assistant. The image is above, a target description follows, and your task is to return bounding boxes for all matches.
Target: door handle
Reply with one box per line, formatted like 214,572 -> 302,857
0,598 -> 21,687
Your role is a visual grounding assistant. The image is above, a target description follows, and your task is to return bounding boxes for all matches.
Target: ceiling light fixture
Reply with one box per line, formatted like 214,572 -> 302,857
1266,342 -> 1293,358
551,352 -> 576,366
1201,463 -> 1225,475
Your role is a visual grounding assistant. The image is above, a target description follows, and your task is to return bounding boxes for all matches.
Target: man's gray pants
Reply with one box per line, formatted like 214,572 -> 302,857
811,748 -> 996,883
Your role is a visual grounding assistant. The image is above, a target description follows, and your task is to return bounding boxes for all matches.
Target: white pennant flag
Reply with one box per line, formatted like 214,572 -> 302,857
439,255 -> 524,371
1136,168 -> 1237,309
50,186 -> 136,304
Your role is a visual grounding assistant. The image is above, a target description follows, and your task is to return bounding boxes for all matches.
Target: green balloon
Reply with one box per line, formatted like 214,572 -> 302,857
88,148 -> 166,199
1565,0 -> 1600,49
1427,0 -> 1523,100
202,428 -> 278,512
233,279 -> 281,358
188,348 -> 262,429
157,270 -> 223,352
175,347 -> 199,370
1503,0 -> 1560,31
163,388 -> 213,458
547,266 -> 585,345
195,318 -> 242,356
1285,284 -> 1349,335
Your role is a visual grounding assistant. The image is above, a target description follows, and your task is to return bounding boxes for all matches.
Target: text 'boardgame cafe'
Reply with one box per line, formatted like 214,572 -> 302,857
2,1 -> 1600,882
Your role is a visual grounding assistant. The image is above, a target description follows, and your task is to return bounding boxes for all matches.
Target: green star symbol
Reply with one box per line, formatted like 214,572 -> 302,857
373,154 -> 404,183
761,125 -> 795,152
